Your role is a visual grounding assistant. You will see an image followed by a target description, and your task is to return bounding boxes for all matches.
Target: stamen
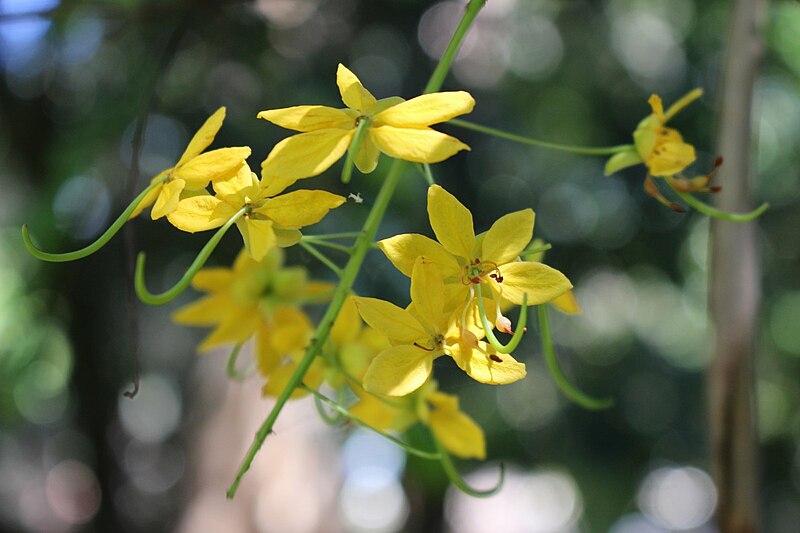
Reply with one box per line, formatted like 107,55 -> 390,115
489,354 -> 503,363
413,342 -> 434,352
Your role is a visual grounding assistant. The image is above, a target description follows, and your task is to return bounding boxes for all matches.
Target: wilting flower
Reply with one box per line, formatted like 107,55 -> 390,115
132,107 -> 251,220
257,64 -> 474,191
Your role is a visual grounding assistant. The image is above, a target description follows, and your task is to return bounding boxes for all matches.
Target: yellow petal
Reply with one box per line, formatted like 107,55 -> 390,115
362,345 -> 433,397
173,147 -> 251,188
378,233 -> 461,279
482,209 -> 534,265
262,358 -> 325,399
212,163 -> 257,204
274,226 -> 303,247
410,257 -> 446,332
257,105 -> 355,132
349,394 -> 406,431
238,218 -> 276,262
166,194 -> 236,233
427,392 -> 485,459
647,140 -> 696,177
192,267 -> 233,292
551,289 -> 581,314
353,297 -> 428,343
198,307 -> 260,351
448,341 -> 526,385
373,91 -> 475,127
177,107 -> 226,167
490,261 -> 572,305
150,178 -> 185,220
337,64 -> 377,113
354,133 -> 381,174
260,128 -> 354,183
255,190 -> 346,228
648,94 -> 665,124
370,125 -> 470,164
171,295 -> 231,326
270,306 -> 313,354
129,175 -> 166,219
330,297 -> 362,346
427,185 -> 475,260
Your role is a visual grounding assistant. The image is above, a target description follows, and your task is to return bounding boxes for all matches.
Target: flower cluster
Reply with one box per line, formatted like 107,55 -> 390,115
22,3 -> 765,496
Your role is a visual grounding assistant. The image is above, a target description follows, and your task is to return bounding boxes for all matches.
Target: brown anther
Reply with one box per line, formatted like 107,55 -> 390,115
496,275 -> 503,283
470,276 -> 482,284
713,156 -> 723,168
669,202 -> 686,213
709,185 -> 722,193
472,258 -> 481,265
489,354 -> 503,363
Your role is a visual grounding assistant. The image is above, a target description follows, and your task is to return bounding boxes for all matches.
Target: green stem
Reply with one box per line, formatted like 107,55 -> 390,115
22,178 -> 165,262
135,208 -> 245,306
226,0 -> 487,499
475,285 -> 527,355
300,236 -> 354,254
299,240 -> 344,276
226,343 -> 251,381
538,305 -> 613,410
666,178 -> 768,222
447,119 -> 634,156
416,163 -> 435,186
520,243 -> 552,260
435,438 -> 504,497
341,117 -> 371,184
304,386 -> 442,460
303,231 -> 364,241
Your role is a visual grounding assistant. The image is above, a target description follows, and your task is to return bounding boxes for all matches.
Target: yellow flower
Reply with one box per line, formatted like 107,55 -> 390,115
350,380 -> 486,459
131,107 -> 251,220
257,64 -> 475,190
605,89 -> 703,178
356,257 -> 526,397
166,163 -> 345,261
379,185 -> 573,313
172,248 -> 332,366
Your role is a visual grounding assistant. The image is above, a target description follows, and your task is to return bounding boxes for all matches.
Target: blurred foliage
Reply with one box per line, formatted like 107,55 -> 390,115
2,0 -> 800,531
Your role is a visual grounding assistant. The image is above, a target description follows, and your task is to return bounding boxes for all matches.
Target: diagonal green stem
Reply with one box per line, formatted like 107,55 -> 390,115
300,236 -> 353,254
226,343 -> 252,381
538,305 -> 613,410
447,119 -> 634,156
226,0 -> 487,500
303,386 -> 442,460
475,284 -> 527,355
135,208 -> 246,306
665,178 -> 768,222
341,117 -> 371,184
22,178 -> 165,262
299,240 -> 344,276
435,438 -> 505,497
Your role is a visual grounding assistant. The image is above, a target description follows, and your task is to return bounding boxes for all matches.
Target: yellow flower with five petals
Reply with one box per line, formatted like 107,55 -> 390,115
166,163 -> 345,261
257,64 -> 475,191
379,185 -> 573,314
131,107 -> 251,220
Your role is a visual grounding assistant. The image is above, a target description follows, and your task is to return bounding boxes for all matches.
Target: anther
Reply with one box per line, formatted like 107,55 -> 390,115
489,354 -> 503,363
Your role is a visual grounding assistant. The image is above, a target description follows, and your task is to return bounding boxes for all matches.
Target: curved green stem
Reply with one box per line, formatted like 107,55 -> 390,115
227,0 -> 486,499
22,178 -> 164,262
416,163 -> 435,186
312,390 -> 345,426
666,178 -> 768,222
447,118 -> 634,156
226,343 -> 252,381
538,305 -> 613,410
135,208 -> 245,306
303,386 -> 441,460
303,231 -> 364,241
341,117 -> 371,184
475,284 -> 527,355
435,438 -> 504,497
